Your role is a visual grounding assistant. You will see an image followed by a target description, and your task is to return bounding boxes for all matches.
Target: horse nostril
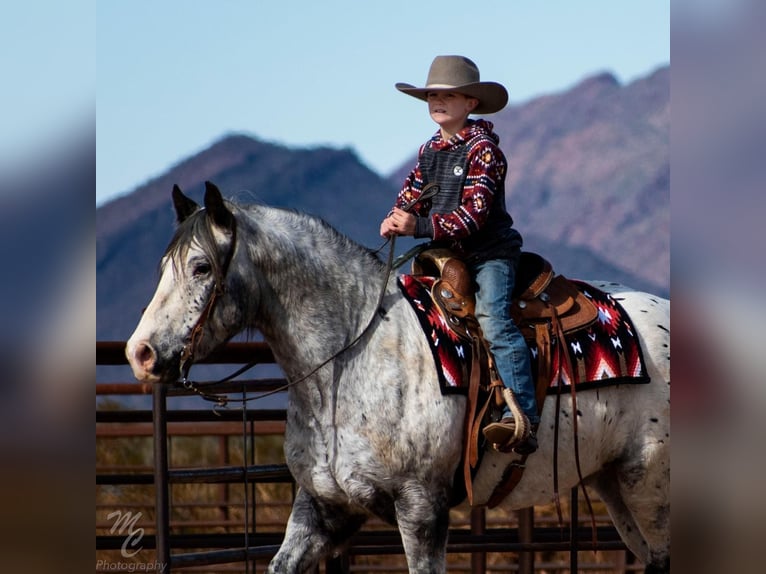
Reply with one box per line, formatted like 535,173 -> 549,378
135,342 -> 157,371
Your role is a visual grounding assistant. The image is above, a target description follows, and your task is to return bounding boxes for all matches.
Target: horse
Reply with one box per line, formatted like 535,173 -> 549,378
126,182 -> 670,573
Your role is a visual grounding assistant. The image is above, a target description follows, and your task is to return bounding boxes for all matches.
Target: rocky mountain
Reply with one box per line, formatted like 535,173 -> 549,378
97,66 -> 669,341
97,136 -> 398,340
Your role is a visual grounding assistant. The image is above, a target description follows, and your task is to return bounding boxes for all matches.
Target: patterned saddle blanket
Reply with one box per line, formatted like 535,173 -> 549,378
397,275 -> 649,394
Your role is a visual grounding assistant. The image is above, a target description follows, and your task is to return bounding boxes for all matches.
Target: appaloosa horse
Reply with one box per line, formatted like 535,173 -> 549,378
126,182 -> 670,573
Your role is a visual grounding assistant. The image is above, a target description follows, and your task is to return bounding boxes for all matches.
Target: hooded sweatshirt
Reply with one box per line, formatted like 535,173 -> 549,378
394,119 -> 522,263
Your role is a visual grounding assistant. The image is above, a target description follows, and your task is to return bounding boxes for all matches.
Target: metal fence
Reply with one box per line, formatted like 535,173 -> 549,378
96,341 -> 639,573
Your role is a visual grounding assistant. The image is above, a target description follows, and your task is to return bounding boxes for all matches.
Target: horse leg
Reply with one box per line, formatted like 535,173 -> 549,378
585,469 -> 650,563
616,448 -> 670,574
266,487 -> 367,574
587,444 -> 670,574
394,482 -> 451,574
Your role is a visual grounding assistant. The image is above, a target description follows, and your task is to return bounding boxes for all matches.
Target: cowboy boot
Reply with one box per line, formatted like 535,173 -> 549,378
483,417 -> 539,455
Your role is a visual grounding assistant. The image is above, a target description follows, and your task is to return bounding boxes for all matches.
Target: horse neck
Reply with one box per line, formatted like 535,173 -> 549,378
241,208 -> 388,378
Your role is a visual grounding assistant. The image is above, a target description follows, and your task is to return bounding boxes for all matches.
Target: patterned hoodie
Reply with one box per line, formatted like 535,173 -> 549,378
393,119 -> 522,262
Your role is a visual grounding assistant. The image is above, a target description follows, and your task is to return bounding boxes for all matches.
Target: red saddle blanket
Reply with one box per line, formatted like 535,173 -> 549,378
397,275 -> 649,395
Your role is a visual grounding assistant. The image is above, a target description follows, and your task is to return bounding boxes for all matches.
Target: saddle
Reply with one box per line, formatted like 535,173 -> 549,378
412,249 -> 598,357
509,252 -> 599,405
412,248 -> 599,504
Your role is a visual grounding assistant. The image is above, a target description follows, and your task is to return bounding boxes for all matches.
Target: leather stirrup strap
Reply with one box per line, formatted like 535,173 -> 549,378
462,335 -> 485,505
550,308 -> 570,527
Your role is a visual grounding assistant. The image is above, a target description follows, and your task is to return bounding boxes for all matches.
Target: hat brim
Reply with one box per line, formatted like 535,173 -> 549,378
395,81 -> 508,115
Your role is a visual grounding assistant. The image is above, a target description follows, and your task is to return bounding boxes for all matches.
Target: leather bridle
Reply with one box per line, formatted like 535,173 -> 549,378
179,216 -> 238,386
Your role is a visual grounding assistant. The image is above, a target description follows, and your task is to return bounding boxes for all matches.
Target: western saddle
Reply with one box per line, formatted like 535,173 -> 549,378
412,248 -> 599,504
412,248 -> 598,385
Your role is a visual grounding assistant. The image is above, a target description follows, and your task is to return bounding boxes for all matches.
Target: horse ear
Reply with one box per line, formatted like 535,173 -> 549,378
172,184 -> 200,223
203,181 -> 235,231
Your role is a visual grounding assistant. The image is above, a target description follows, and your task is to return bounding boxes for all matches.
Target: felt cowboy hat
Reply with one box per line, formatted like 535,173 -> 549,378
395,55 -> 508,115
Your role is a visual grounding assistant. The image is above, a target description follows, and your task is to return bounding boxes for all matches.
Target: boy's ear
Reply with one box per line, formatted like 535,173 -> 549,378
467,97 -> 480,113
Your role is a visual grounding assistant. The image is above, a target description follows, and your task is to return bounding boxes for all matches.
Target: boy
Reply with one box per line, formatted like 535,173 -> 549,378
380,55 -> 538,454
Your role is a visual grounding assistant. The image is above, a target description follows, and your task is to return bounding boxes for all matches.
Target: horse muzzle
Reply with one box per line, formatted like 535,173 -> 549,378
125,338 -> 180,383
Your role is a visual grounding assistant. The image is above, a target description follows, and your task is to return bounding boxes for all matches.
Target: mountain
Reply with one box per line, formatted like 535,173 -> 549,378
97,66 -> 669,341
97,136 -> 400,340
497,67 -> 669,289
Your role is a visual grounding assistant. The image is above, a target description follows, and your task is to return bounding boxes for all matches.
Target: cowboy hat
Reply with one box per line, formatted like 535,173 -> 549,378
395,55 -> 508,115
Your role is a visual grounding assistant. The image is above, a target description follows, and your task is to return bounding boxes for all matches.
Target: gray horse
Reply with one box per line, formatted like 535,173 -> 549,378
126,183 -> 670,573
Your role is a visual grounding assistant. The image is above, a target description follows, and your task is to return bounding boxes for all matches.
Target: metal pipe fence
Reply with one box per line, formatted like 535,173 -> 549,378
96,341 -> 637,573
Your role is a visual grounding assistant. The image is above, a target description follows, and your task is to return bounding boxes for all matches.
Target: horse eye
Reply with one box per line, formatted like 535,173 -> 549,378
192,262 -> 212,277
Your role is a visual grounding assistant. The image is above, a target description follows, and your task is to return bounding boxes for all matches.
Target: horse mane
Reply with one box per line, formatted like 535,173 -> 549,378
162,200 -> 386,281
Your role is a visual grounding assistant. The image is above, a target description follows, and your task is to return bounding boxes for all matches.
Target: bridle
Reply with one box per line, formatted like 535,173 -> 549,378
178,216 -> 238,388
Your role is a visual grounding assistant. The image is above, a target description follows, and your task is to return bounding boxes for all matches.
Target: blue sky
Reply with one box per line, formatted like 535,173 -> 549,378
0,2 -> 94,180
93,1 -> 669,205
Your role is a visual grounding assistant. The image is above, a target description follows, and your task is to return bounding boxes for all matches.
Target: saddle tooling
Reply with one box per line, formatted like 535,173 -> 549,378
410,249 -> 599,505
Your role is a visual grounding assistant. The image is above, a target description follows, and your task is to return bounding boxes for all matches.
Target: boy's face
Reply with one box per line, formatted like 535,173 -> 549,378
427,91 -> 479,134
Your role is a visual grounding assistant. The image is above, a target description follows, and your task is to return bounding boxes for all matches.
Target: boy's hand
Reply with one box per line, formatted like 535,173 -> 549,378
380,216 -> 396,238
380,208 -> 416,238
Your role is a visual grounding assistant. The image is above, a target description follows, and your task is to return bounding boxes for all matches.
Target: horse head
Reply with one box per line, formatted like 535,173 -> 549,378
125,181 -> 247,382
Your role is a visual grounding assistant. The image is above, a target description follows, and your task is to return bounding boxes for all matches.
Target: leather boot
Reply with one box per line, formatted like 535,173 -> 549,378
483,418 -> 539,455
482,417 -> 518,445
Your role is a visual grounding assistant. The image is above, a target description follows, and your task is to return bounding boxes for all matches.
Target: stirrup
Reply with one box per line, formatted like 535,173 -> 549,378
484,420 -> 538,455
483,411 -> 533,451
511,425 -> 538,455
483,417 -> 519,445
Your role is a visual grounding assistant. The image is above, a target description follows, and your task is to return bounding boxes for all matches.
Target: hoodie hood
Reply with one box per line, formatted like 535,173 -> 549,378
429,119 -> 500,151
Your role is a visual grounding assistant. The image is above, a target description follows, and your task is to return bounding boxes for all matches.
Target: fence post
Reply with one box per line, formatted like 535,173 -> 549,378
570,487 -> 579,573
153,382 -> 171,571
218,434 -> 230,528
470,507 -> 486,574
518,507 -> 534,574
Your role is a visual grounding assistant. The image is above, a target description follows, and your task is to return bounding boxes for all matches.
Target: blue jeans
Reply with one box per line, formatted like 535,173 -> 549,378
469,257 -> 539,424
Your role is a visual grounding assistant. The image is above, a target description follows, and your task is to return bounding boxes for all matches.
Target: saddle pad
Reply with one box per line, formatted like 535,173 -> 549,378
397,275 -> 473,393
398,275 -> 649,395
